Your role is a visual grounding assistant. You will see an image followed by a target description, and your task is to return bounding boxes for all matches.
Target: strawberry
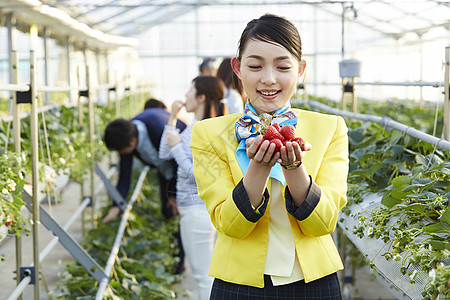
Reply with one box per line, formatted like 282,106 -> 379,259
280,125 -> 296,141
272,123 -> 281,131
292,137 -> 305,150
269,139 -> 283,152
4,214 -> 13,227
263,125 -> 284,141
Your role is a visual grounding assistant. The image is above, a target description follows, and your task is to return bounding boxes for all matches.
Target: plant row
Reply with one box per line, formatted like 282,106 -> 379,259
298,97 -> 449,299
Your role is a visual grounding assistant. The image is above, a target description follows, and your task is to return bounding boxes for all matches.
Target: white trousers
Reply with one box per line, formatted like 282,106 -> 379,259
178,204 -> 216,300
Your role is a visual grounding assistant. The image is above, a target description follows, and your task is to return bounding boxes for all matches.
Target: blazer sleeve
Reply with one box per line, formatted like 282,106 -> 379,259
286,116 -> 349,237
191,121 -> 260,239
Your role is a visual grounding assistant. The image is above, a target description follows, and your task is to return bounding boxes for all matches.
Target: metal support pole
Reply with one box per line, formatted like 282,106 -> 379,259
30,50 -> 41,300
341,78 -> 346,111
87,67 -> 97,227
7,13 -> 15,115
341,3 -> 345,60
351,77 -> 357,113
444,46 -> 450,141
77,67 -> 84,125
11,50 -> 23,300
43,27 -> 50,105
66,37 -> 72,104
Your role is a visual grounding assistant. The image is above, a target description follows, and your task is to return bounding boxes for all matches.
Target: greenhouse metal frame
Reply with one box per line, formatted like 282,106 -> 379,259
0,1 -> 449,299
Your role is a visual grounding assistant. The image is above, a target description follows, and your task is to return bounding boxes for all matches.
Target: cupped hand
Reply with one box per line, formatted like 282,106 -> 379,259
278,140 -> 312,166
246,135 -> 280,167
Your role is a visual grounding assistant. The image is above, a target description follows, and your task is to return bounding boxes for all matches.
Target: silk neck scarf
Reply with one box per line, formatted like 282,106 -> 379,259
234,101 -> 298,185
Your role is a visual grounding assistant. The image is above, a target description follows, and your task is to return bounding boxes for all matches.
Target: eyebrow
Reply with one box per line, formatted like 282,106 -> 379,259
246,55 -> 291,62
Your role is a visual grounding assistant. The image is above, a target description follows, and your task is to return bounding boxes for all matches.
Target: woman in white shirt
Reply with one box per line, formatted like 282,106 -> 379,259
217,57 -> 245,114
159,76 -> 226,300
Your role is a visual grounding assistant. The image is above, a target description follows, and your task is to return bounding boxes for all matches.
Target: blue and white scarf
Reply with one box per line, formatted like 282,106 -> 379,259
234,101 -> 298,185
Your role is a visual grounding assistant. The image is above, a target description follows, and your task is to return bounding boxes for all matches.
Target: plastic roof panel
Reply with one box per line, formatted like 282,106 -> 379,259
2,0 -> 449,48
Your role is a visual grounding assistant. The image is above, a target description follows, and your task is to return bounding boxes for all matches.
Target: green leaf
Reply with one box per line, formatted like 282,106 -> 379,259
428,240 -> 447,250
440,208 -> 450,224
403,203 -> 426,213
392,175 -> 410,188
391,186 -> 409,199
423,222 -> 450,233
350,148 -> 366,160
368,163 -> 382,176
436,167 -> 450,176
396,162 -> 410,174
390,144 -> 405,156
382,192 -> 402,208
383,157 -> 398,164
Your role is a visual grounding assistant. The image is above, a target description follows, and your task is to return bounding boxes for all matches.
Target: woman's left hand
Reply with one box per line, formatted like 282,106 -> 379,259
166,130 -> 181,147
246,135 -> 280,167
278,140 -> 312,166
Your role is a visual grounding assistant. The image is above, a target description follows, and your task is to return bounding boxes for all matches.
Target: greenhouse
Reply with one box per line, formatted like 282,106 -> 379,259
0,0 -> 449,299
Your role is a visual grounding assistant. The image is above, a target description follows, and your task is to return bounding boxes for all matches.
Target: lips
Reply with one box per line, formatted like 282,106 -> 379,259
258,90 -> 280,97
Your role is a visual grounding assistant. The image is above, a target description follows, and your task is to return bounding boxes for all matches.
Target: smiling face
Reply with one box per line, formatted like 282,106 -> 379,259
232,40 -> 305,115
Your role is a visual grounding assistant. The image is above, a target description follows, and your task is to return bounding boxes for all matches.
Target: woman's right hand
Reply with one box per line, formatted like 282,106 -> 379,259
245,135 -> 280,168
168,100 -> 184,126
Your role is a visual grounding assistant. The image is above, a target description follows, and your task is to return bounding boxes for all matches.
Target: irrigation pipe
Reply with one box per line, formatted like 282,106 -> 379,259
95,166 -> 149,300
36,86 -> 83,92
294,99 -> 450,151
0,83 -> 30,92
354,81 -> 444,87
306,81 -> 444,87
6,276 -> 32,300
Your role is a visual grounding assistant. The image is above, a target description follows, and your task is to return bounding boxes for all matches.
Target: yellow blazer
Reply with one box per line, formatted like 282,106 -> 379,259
191,108 -> 349,288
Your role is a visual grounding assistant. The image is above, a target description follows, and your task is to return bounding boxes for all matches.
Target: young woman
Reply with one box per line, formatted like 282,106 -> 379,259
191,14 -> 349,299
159,76 -> 226,300
217,57 -> 245,114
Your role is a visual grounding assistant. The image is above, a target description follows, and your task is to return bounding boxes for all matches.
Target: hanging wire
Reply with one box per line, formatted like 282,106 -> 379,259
2,118 -> 12,153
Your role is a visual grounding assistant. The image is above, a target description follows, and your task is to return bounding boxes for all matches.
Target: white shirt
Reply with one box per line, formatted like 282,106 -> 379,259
264,179 -> 304,285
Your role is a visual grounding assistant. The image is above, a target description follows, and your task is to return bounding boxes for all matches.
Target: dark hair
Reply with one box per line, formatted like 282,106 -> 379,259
104,119 -> 138,151
192,76 -> 226,120
144,98 -> 166,110
199,57 -> 215,73
237,14 -> 302,62
216,58 -> 244,100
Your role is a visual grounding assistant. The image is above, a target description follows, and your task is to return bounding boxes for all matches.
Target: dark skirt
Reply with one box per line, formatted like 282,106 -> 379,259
210,273 -> 342,300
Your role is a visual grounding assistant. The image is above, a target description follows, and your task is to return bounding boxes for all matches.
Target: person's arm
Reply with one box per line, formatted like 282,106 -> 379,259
242,135 -> 278,208
116,153 -> 133,200
285,116 -> 349,237
102,153 -> 132,223
191,121 -> 267,239
169,126 -> 194,176
159,125 -> 176,160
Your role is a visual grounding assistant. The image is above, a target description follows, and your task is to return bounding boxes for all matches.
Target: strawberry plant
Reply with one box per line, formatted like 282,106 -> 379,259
294,98 -> 449,298
0,151 -> 28,256
346,120 -> 449,299
53,169 -> 185,299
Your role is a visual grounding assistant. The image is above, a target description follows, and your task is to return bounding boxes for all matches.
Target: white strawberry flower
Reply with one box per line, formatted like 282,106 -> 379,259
7,179 -> 16,191
428,269 -> 436,283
